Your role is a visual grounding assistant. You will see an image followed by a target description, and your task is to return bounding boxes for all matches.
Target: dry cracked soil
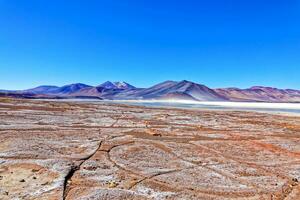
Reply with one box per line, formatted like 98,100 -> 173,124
0,98 -> 300,200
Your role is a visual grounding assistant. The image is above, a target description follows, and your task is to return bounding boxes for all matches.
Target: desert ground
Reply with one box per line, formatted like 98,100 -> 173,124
0,98 -> 300,200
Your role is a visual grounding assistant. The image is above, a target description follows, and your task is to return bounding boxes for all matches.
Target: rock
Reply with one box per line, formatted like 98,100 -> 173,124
108,181 -> 119,188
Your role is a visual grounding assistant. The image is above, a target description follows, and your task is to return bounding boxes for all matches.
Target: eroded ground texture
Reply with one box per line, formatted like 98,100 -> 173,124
0,98 -> 300,200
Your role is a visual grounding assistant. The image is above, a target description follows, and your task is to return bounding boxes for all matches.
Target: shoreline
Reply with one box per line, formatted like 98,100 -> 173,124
108,100 -> 300,117
31,98 -> 300,116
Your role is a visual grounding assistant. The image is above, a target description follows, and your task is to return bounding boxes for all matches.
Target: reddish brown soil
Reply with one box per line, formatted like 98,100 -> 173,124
0,98 -> 300,199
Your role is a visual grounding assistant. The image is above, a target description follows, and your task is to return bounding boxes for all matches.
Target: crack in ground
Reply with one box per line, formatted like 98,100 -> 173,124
101,141 -> 141,177
62,139 -> 103,200
190,142 -> 299,196
127,140 -> 260,193
128,167 -> 194,190
110,118 -> 119,128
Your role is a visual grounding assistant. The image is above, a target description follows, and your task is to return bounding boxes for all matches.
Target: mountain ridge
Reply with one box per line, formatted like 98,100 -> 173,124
1,80 -> 300,103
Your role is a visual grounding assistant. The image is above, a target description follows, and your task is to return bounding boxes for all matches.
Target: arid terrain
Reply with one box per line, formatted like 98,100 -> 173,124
0,98 -> 300,200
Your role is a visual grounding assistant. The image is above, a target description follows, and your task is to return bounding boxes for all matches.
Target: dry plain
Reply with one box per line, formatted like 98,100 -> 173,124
0,98 -> 300,200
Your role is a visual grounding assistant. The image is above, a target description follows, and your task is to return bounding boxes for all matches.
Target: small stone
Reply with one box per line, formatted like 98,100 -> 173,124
108,180 -> 118,188
152,133 -> 162,137
20,179 -> 25,182
41,181 -> 49,185
292,178 -> 298,182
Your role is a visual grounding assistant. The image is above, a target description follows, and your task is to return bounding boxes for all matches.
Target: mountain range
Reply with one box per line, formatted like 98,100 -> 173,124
1,80 -> 300,103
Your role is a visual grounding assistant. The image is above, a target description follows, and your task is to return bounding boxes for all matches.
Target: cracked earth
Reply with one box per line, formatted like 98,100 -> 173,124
0,98 -> 300,200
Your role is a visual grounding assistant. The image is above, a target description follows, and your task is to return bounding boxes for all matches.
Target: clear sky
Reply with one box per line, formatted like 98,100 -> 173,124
0,0 -> 299,90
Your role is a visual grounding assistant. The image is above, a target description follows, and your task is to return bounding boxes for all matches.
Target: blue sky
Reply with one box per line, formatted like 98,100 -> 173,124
0,0 -> 299,90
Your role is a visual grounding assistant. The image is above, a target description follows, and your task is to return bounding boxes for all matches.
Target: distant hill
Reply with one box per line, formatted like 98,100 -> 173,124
1,80 -> 300,103
215,86 -> 300,102
24,85 -> 60,94
24,83 -> 91,95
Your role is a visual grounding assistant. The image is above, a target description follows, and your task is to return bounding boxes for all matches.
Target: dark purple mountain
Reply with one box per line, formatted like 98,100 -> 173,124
25,83 -> 92,95
24,85 -> 60,94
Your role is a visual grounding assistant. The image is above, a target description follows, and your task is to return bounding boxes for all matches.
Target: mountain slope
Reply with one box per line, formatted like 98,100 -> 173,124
112,80 -> 227,101
70,81 -> 137,98
24,85 -> 60,94
53,83 -> 92,95
113,81 -> 135,89
24,83 -> 92,95
98,81 -> 136,90
163,80 -> 227,101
